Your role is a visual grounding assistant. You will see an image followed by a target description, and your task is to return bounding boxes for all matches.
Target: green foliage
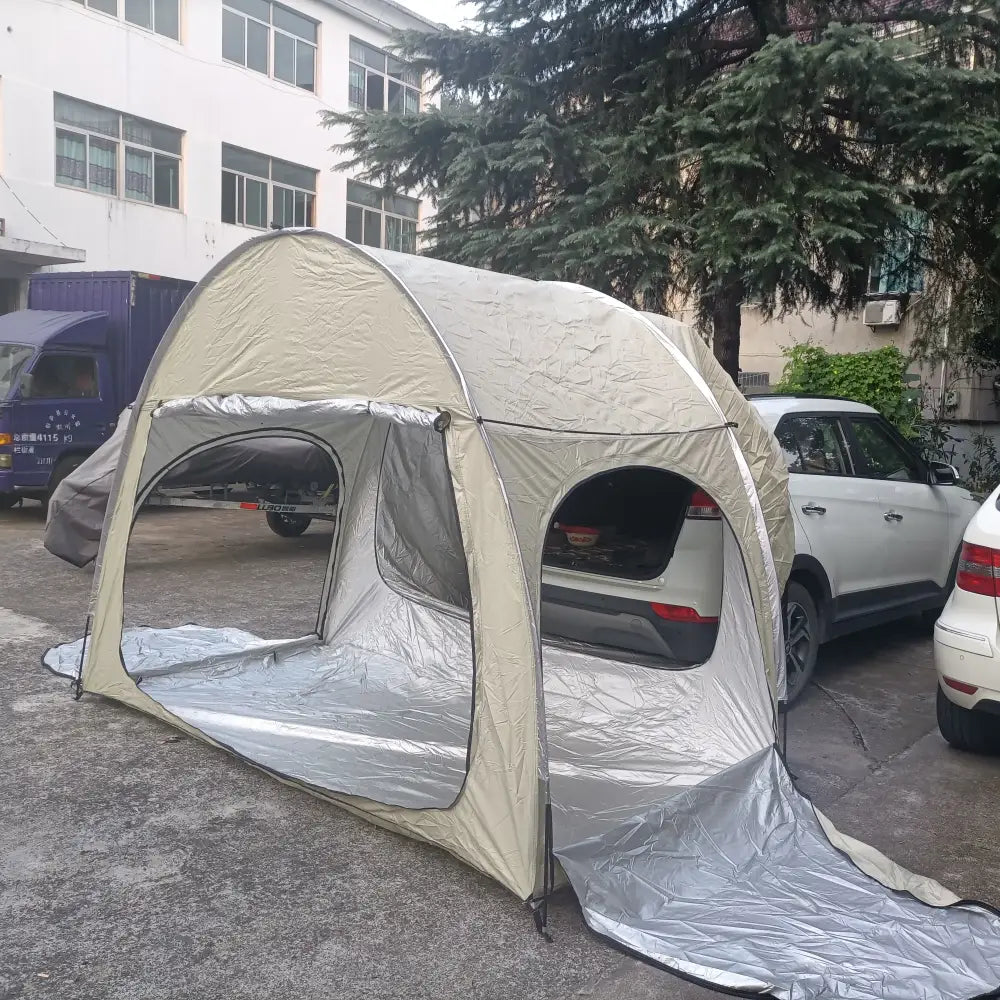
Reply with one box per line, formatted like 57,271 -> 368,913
326,1 -> 1000,370
774,344 -> 921,436
964,433 -> 1000,496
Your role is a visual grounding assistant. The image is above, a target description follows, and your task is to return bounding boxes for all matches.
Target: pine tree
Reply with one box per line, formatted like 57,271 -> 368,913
326,2 -> 1000,380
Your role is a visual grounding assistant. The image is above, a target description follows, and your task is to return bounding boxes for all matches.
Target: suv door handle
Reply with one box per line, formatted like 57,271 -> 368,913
801,504 -> 826,515
883,510 -> 903,522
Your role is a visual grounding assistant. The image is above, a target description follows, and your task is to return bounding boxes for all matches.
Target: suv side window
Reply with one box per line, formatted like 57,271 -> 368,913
775,415 -> 852,476
848,417 -> 924,483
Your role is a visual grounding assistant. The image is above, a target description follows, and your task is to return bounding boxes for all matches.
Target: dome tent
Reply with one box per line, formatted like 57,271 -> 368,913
44,231 -> 1000,999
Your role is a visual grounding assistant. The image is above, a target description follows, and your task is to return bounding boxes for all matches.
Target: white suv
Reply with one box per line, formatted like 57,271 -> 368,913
933,485 -> 1000,753
540,396 -> 978,703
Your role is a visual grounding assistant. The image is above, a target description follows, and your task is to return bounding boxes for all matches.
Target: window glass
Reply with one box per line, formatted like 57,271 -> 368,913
124,0 -> 151,28
222,9 -> 247,64
27,355 -> 98,399
295,39 -> 315,91
385,215 -> 417,253
350,39 -> 385,70
153,0 -> 179,38
55,130 -> 87,189
404,88 -> 420,114
273,3 -> 317,42
346,205 -> 363,244
850,418 -> 923,482
125,146 -> 153,201
273,186 -> 294,228
123,116 -> 182,154
246,17 -> 270,73
366,71 -> 385,110
228,0 -> 270,19
776,415 -> 850,476
222,145 -> 269,177
153,154 -> 180,208
388,80 -> 404,113
348,64 -> 365,108
221,172 -> 238,224
346,180 -> 380,209
274,30 -> 295,83
293,190 -> 313,226
89,137 -> 118,195
55,96 -> 119,138
245,178 -> 268,228
89,0 -> 118,14
385,194 -> 419,219
272,159 -> 315,190
362,209 -> 381,247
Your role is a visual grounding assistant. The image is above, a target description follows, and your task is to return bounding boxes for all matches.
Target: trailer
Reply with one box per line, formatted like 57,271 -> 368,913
145,481 -> 339,537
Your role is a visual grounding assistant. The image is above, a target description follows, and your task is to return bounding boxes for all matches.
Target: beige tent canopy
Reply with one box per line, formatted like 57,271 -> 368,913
44,231 -> 1000,999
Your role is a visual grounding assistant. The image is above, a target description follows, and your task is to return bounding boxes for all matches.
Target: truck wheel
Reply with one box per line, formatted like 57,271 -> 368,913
784,581 -> 820,706
265,512 -> 311,537
0,493 -> 20,510
936,686 -> 1000,754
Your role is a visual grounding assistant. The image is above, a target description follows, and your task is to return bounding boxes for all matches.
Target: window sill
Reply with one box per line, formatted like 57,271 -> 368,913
70,4 -> 182,45
220,220 -> 271,232
221,58 -> 320,99
55,182 -> 184,215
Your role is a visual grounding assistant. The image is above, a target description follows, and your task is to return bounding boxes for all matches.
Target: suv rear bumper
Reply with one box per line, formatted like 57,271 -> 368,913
541,584 -> 718,666
934,620 -> 1000,713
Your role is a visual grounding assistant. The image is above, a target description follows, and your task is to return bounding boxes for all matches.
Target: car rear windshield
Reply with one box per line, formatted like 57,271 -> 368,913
542,467 -> 695,580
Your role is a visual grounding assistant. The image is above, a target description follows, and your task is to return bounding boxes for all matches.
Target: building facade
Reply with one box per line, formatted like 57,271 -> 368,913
0,0 -> 438,305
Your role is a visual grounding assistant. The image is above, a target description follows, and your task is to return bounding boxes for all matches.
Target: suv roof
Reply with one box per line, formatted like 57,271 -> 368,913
748,394 -> 877,426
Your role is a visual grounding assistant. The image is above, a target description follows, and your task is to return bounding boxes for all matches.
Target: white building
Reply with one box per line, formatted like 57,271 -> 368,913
0,0 -> 439,307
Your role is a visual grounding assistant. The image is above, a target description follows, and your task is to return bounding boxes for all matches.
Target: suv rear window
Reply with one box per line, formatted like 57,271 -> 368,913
543,467 -> 697,580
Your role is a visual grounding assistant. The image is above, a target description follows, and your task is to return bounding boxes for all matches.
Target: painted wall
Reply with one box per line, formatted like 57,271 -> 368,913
0,0 -> 434,283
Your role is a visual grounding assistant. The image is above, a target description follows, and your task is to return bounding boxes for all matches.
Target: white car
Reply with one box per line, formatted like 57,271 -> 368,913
541,395 -> 978,703
934,485 -> 1000,752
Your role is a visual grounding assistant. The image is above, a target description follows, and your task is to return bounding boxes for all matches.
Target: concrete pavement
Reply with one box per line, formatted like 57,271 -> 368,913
1,504 -> 998,1000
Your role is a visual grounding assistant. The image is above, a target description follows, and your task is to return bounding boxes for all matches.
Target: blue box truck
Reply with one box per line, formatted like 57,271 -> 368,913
0,271 -> 194,508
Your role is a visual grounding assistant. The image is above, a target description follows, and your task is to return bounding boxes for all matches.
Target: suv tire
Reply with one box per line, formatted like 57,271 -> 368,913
785,581 -> 820,705
936,686 -> 1000,754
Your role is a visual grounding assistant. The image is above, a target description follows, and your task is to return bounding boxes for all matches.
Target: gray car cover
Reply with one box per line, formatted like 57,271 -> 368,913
44,407 -> 337,568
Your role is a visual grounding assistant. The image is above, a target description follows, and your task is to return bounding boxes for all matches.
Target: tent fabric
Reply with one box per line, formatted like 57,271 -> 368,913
557,747 -> 1000,1000
41,230 -> 1000,996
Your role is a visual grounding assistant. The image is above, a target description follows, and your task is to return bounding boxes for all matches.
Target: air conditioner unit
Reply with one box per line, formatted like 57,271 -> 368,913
863,298 -> 901,328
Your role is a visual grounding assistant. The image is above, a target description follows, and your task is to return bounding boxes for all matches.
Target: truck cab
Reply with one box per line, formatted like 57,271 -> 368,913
0,311 -> 114,506
0,272 -> 193,509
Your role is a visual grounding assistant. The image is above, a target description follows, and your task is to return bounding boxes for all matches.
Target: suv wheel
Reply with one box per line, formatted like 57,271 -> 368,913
784,581 -> 820,705
936,686 -> 1000,754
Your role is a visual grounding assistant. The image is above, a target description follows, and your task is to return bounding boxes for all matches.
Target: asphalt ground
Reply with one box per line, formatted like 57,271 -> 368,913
1,504 -> 998,999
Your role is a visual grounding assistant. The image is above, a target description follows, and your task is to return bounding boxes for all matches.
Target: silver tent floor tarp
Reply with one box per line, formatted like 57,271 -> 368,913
44,626 -> 1000,999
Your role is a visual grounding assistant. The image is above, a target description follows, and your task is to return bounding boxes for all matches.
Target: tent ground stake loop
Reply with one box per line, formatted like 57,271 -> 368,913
71,616 -> 92,701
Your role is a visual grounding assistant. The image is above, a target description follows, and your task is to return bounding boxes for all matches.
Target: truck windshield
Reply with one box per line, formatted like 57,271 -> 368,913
0,344 -> 34,400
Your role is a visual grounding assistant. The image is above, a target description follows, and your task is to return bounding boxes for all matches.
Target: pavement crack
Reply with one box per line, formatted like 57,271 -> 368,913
812,681 -> 871,755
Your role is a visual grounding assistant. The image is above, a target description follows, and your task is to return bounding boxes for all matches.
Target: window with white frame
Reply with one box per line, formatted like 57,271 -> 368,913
222,0 -> 317,92
54,95 -> 182,209
348,38 -> 421,113
346,181 -> 418,254
69,0 -> 180,40
221,145 -> 316,229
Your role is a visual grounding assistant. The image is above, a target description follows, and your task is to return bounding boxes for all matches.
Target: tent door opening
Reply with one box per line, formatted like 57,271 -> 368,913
104,400 -> 479,812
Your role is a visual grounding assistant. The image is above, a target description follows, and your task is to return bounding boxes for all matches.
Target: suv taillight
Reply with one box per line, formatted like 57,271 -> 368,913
956,542 -> 1000,597
686,489 -> 721,520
